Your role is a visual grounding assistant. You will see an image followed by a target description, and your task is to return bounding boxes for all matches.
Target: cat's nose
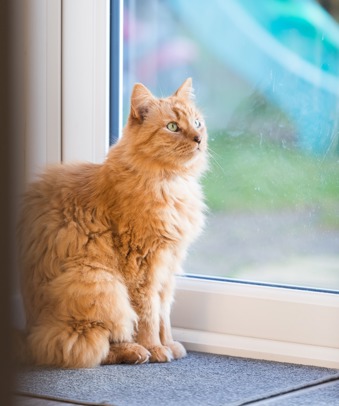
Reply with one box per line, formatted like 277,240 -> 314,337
193,134 -> 202,144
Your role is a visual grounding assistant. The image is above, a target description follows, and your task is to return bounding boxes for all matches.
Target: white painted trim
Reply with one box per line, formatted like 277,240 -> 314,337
172,277 -> 339,368
117,0 -> 124,139
46,0 -> 62,166
21,1 -> 339,369
61,0 -> 110,163
15,0 -> 62,184
173,328 -> 339,369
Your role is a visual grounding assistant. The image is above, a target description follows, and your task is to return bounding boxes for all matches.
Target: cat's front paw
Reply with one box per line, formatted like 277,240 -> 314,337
103,342 -> 151,365
148,345 -> 173,363
167,341 -> 187,360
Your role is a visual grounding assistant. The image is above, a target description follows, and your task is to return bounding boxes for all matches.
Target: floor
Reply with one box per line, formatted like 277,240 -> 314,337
14,396 -> 77,406
14,379 -> 339,406
14,352 -> 339,406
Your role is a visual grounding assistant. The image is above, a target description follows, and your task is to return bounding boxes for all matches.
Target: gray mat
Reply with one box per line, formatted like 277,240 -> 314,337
16,352 -> 339,406
257,379 -> 339,405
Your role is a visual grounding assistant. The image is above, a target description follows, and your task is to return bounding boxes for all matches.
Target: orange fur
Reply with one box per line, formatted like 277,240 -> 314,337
18,78 -> 208,368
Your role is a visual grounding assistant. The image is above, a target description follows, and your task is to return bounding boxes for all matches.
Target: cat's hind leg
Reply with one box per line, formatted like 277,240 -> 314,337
27,268 -> 144,368
27,318 -> 111,368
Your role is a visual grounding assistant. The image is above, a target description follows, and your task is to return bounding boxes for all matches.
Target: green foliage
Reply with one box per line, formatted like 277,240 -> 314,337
204,132 -> 339,215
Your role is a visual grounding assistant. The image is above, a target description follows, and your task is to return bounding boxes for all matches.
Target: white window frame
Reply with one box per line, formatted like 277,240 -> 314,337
172,277 -> 339,369
61,0 -> 110,163
13,0 -> 62,184
23,0 -> 339,369
14,0 -> 110,180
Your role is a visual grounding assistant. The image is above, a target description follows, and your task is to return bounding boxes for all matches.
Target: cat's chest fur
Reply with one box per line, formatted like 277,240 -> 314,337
114,175 -> 204,247
99,175 -> 203,291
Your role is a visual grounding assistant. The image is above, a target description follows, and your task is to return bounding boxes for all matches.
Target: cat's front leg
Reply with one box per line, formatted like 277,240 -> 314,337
134,293 -> 173,363
159,277 -> 187,360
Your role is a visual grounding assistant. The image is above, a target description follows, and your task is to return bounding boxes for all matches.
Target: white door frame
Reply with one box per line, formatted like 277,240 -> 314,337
19,0 -> 339,369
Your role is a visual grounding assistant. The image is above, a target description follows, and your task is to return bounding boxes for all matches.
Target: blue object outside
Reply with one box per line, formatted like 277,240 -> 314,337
170,0 -> 339,154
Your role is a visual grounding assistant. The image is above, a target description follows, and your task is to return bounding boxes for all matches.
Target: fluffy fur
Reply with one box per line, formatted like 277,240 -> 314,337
18,78 -> 208,368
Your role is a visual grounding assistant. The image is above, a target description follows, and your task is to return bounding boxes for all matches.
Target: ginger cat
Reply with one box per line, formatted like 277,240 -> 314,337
18,78 -> 208,368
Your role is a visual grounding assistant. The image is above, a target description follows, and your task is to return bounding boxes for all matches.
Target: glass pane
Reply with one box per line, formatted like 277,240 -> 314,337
123,0 -> 339,291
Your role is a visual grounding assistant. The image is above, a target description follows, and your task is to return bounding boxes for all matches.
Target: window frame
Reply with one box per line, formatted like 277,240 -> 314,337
172,276 -> 339,368
27,0 -> 339,369
61,0 -> 110,163
14,0 -> 62,184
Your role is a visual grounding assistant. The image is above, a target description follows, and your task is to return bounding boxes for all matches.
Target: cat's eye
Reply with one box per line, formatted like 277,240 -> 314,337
194,119 -> 202,129
167,122 -> 179,132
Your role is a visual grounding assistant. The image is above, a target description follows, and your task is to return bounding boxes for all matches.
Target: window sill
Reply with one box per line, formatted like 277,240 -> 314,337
172,276 -> 339,368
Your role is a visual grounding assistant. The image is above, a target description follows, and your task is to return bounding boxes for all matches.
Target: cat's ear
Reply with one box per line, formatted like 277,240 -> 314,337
174,77 -> 194,100
130,83 -> 154,122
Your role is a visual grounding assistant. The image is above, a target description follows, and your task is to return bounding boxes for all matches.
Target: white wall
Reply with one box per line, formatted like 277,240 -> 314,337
62,0 -> 110,163
10,0 -> 109,188
10,0 -> 61,187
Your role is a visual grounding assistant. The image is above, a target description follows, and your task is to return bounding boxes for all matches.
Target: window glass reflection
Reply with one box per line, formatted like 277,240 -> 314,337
123,0 -> 339,290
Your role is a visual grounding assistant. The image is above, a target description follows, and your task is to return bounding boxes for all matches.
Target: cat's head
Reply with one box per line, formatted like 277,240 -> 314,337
123,78 -> 208,176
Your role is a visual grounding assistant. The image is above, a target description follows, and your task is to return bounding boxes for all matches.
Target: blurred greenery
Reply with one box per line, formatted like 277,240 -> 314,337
204,132 -> 339,218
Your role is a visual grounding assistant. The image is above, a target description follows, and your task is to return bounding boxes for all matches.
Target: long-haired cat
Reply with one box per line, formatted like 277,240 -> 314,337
18,78 -> 208,368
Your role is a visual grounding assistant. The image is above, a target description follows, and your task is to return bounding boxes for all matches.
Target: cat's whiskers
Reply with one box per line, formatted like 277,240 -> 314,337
208,149 -> 226,176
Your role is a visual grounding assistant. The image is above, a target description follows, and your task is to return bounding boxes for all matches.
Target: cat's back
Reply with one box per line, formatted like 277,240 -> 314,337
20,162 -> 100,226
18,162 -> 104,276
